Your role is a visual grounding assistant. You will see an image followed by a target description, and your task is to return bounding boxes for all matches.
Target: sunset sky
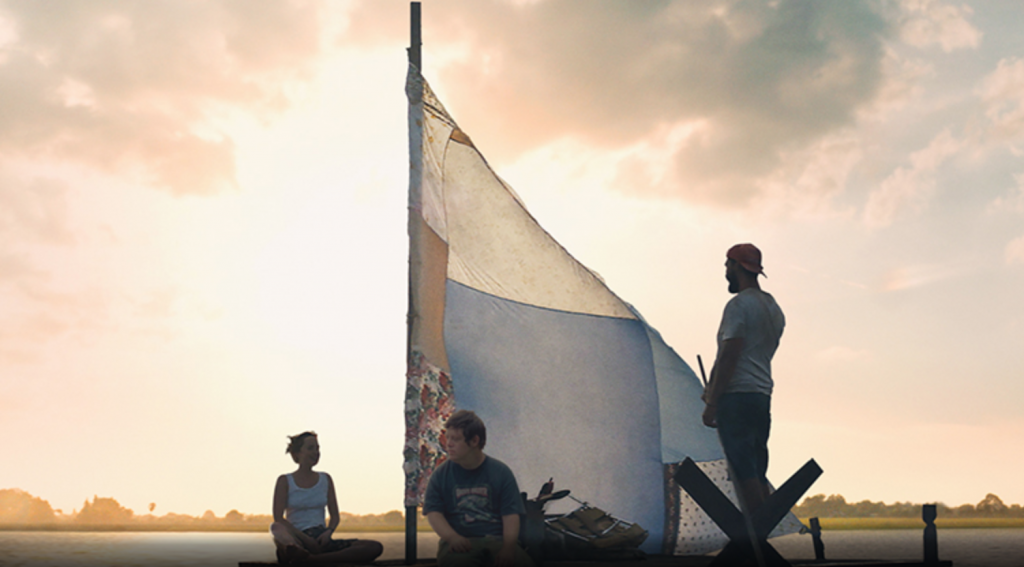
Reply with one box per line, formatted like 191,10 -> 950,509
1,1 -> 1023,519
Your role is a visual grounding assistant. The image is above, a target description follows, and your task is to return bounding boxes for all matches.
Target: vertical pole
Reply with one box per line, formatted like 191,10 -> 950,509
409,2 -> 421,70
405,5 -> 422,564
809,517 -> 825,561
922,504 -> 938,564
405,505 -> 417,565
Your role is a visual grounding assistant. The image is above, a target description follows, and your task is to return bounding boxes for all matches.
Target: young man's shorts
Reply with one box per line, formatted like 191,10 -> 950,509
438,535 -> 535,567
716,392 -> 771,483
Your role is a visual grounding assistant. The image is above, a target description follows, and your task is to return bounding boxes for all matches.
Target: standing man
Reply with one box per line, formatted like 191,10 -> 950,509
424,410 -> 533,567
702,243 -> 785,513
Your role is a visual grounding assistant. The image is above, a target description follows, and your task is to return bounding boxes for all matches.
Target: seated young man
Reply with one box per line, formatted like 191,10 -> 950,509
424,410 -> 534,567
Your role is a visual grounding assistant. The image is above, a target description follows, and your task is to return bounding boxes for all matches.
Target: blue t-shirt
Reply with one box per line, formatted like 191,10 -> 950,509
423,456 -> 525,538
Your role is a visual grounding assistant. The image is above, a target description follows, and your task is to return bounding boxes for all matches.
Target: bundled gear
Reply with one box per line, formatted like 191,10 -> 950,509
521,479 -> 648,564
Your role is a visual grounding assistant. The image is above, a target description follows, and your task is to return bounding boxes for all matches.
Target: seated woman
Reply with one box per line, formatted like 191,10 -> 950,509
270,431 -> 384,565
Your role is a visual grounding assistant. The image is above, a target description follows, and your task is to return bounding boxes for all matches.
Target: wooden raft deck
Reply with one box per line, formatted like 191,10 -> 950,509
240,557 -> 952,567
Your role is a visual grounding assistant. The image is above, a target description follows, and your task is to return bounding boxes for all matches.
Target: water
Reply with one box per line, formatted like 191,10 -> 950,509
0,529 -> 1020,566
0,531 -> 438,567
770,529 -> 1024,567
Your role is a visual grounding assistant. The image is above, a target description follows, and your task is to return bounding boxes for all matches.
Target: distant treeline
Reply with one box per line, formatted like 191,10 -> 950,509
6,488 -> 1022,528
0,489 -> 423,530
793,493 -> 1024,518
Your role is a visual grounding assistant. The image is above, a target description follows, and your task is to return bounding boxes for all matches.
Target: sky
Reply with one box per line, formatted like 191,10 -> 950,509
1,0 -> 1023,518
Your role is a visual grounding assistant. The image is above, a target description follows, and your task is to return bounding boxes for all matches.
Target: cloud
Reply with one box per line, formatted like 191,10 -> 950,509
897,0 -> 982,53
880,261 -> 965,291
815,345 -> 872,363
859,45 -> 935,120
980,57 -> 1024,146
863,128 -> 963,227
0,169 -> 167,350
0,173 -> 63,346
347,0 -> 891,207
0,252 -> 46,281
753,129 -> 864,220
0,174 -> 76,245
1007,234 -> 1024,265
988,172 -> 1024,214
0,0 -> 324,195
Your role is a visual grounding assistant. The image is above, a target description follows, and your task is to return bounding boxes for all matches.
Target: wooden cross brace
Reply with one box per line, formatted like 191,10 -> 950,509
673,457 -> 822,567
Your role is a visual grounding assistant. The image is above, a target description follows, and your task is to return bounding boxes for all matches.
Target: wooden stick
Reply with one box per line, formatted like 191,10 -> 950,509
697,354 -> 708,387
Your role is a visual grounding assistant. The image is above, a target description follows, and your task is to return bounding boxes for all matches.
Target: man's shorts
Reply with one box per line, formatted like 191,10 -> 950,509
716,392 -> 771,483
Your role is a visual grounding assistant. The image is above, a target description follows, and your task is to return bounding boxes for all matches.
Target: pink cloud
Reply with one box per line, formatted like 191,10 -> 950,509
0,1 -> 324,195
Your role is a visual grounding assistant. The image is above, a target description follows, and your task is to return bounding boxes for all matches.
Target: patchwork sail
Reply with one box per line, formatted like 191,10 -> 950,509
403,65 -> 799,555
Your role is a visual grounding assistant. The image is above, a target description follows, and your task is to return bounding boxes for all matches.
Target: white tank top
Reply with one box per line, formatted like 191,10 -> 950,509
286,472 -> 327,531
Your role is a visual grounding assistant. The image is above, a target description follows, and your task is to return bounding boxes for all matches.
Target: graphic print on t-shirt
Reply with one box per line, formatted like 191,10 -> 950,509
455,486 -> 497,526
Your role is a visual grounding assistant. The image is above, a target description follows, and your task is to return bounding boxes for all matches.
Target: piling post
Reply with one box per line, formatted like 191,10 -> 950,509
809,517 -> 825,561
922,504 -> 938,564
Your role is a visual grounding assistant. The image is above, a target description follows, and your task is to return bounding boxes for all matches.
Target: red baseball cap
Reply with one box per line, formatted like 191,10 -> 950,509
727,243 -> 766,277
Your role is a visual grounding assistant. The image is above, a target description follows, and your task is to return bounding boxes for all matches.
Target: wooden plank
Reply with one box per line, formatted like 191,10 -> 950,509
672,457 -> 747,540
673,458 -> 827,567
239,558 -> 950,567
753,459 -> 822,537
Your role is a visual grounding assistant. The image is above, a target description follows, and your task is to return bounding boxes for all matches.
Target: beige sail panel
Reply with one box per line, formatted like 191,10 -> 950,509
408,215 -> 450,372
441,140 -> 634,319
419,108 -> 453,242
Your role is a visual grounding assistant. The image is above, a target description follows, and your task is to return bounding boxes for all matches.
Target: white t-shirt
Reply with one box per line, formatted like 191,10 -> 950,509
716,288 -> 785,396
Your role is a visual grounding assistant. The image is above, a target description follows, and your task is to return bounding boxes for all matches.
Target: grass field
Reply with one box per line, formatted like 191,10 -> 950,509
800,517 -> 1024,530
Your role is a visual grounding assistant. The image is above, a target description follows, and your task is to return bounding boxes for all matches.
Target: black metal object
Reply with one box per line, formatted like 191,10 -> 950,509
521,486 -> 573,565
672,457 -> 822,567
809,516 -> 825,561
404,504 -> 417,565
521,492 -> 548,565
922,504 -> 938,564
408,2 -> 421,70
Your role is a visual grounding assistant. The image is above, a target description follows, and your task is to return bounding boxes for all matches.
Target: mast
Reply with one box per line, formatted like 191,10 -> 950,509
409,2 -> 421,70
405,3 -> 421,564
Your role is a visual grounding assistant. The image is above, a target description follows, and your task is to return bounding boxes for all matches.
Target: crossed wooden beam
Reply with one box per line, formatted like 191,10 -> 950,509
673,457 -> 822,567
